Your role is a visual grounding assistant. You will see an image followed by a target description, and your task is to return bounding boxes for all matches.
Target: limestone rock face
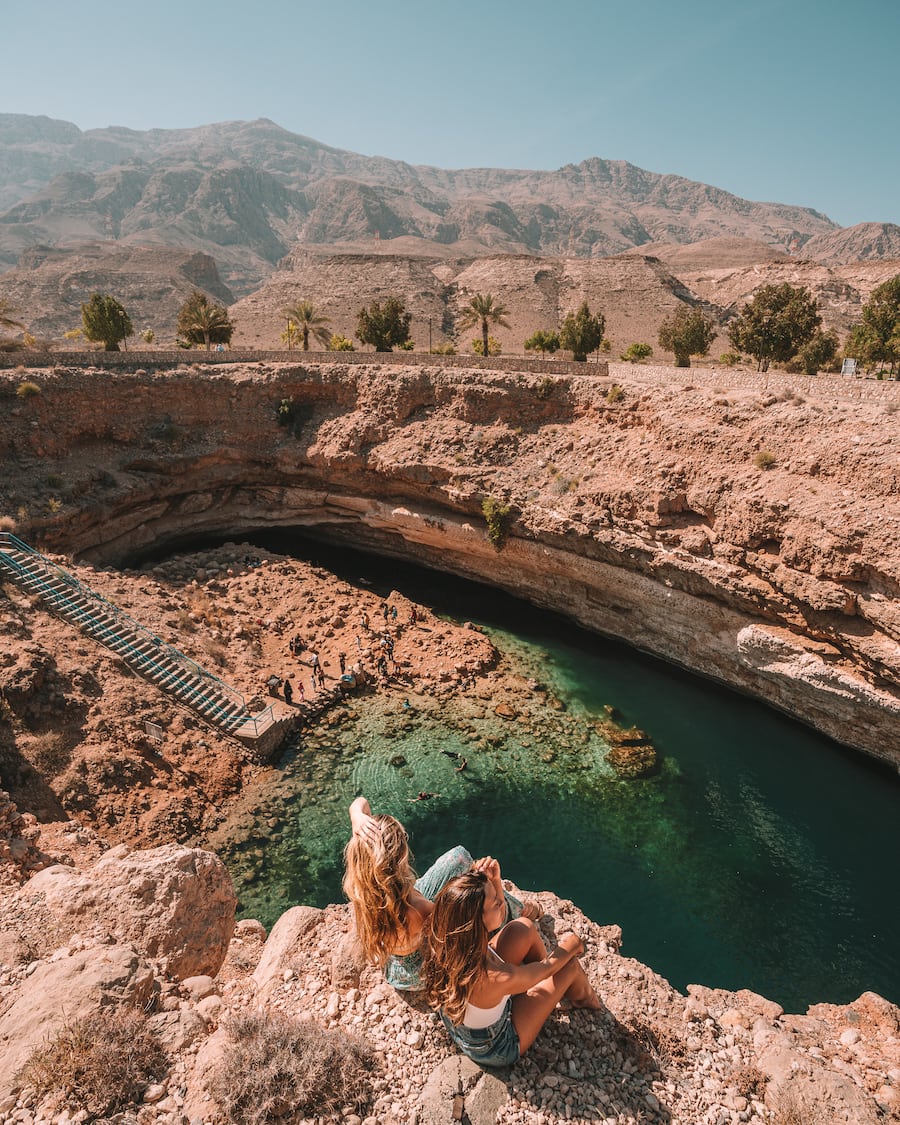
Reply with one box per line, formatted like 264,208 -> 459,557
8,843 -> 236,978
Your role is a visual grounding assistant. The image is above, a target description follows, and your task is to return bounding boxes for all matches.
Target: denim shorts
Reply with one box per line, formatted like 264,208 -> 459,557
441,1000 -> 521,1069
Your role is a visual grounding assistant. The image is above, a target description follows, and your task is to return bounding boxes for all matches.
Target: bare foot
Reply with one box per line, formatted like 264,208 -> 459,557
569,983 -> 603,1010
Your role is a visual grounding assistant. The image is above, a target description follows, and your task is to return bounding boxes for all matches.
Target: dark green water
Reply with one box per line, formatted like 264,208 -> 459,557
210,534 -> 900,1013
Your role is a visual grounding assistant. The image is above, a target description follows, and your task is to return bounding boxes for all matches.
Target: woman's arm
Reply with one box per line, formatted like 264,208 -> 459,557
349,796 -> 379,843
493,932 -> 585,996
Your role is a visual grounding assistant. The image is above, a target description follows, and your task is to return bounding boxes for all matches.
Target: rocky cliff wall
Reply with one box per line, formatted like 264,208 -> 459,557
1,360 -> 898,764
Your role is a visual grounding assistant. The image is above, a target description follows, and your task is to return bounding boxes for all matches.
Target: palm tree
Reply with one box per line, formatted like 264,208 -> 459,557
0,298 -> 24,334
176,291 -> 233,351
281,300 -> 331,351
458,293 -> 511,358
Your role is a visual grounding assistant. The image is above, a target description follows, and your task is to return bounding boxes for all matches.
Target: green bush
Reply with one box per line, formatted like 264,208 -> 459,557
718,352 -> 741,367
481,495 -> 513,551
327,334 -> 355,352
606,383 -> 625,404
534,375 -> 555,400
208,1012 -> 374,1124
16,381 -> 41,398
275,397 -> 307,437
621,343 -> 653,363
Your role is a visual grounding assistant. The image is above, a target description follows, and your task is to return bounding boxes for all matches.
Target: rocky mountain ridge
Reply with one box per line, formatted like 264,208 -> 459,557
5,113 -> 895,298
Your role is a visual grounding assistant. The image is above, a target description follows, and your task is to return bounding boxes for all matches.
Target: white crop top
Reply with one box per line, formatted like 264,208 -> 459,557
463,994 -> 510,1029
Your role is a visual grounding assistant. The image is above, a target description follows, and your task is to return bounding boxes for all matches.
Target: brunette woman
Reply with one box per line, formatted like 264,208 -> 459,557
421,868 -> 601,1068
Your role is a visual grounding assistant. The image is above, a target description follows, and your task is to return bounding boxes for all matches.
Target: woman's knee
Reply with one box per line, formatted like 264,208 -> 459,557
494,917 -> 541,961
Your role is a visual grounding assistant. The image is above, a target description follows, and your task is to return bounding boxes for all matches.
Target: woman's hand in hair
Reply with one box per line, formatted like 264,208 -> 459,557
349,796 -> 381,845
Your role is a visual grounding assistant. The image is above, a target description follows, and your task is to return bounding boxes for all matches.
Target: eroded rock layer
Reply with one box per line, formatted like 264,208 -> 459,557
2,360 -> 898,763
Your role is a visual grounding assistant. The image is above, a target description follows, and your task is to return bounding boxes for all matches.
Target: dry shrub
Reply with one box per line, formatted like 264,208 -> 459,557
26,730 -> 71,776
730,1062 -> 766,1099
186,589 -> 226,626
617,1017 -> 686,1073
209,1011 -> 375,1123
754,449 -> 777,470
22,1005 -> 166,1117
770,1085 -> 813,1125
204,639 -> 230,667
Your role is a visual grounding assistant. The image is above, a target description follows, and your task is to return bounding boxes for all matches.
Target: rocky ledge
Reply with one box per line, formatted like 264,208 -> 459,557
2,360 -> 897,765
0,839 -> 897,1125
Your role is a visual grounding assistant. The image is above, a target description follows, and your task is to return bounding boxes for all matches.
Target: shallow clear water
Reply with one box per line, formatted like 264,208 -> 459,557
209,533 -> 900,1013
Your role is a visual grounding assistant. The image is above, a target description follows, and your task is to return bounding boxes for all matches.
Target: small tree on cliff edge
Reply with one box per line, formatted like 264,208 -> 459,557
81,293 -> 133,352
176,291 -> 234,350
658,305 -> 717,367
727,283 -> 820,372
559,302 -> 605,362
355,298 -> 412,352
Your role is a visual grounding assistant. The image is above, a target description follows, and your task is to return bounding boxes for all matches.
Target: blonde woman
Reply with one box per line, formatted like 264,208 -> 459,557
343,796 -> 538,991
421,868 -> 601,1068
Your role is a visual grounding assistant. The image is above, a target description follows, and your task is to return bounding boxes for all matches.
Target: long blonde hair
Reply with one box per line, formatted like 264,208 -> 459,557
342,814 -> 417,965
421,871 -> 490,1024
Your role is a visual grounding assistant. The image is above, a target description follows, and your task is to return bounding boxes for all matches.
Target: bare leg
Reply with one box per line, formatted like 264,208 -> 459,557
493,921 -> 601,1055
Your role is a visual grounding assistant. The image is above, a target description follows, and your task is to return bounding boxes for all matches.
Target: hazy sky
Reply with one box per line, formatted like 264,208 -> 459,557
2,0 -> 897,228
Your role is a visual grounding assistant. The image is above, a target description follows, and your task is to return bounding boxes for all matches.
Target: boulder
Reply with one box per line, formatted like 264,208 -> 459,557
419,1056 -> 509,1125
252,904 -> 323,990
7,843 -> 235,978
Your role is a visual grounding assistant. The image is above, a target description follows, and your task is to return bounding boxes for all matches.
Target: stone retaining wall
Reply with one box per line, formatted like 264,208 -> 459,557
0,349 -> 609,378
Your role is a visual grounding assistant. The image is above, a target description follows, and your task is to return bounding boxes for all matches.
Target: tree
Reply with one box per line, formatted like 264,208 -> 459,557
657,306 -> 717,367
355,298 -> 411,352
458,293 -> 510,359
848,275 -> 900,373
176,290 -> 234,350
524,330 -> 560,355
81,293 -> 133,352
281,322 -> 301,350
559,302 -> 605,362
726,283 -> 820,372
281,300 -> 331,352
795,329 -> 838,375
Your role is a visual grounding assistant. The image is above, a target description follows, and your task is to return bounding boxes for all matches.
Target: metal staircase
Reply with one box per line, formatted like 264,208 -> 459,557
0,532 -> 276,742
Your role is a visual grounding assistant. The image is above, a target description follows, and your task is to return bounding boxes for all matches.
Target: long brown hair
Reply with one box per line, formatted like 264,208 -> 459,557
342,814 -> 417,965
421,871 -> 490,1024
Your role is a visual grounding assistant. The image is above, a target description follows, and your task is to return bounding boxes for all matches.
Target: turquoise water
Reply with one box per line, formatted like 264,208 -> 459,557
209,535 -> 900,1013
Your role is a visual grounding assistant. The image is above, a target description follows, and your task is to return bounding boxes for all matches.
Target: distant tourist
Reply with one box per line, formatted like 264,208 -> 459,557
283,678 -> 293,705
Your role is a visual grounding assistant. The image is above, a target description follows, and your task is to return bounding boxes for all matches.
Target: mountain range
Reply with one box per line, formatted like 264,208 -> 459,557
1,114 -> 899,352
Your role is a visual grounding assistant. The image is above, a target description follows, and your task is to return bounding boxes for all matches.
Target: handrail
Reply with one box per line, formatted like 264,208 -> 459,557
0,532 -> 275,736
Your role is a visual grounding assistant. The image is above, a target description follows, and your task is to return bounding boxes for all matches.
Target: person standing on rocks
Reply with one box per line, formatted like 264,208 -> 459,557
422,869 -> 600,1068
343,796 -> 539,993
283,678 -> 293,705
